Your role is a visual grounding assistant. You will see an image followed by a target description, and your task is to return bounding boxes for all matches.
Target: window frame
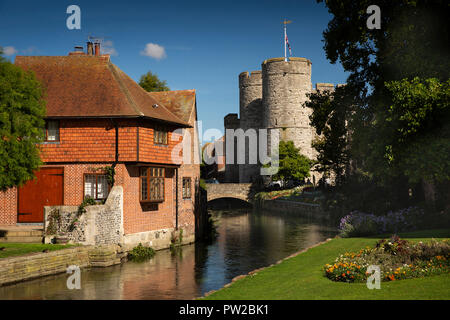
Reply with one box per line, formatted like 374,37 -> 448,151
182,177 -> 192,199
83,173 -> 110,201
44,120 -> 60,142
153,126 -> 168,145
139,167 -> 165,203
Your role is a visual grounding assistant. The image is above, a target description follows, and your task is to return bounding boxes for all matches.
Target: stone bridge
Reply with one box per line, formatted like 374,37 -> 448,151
206,183 -> 254,202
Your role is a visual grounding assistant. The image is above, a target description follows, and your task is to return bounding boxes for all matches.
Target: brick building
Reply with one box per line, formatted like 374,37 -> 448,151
0,44 -> 201,245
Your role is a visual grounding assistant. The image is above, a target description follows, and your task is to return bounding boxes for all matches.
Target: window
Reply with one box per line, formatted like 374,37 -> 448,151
44,120 -> 59,142
140,167 -> 165,202
182,177 -> 191,199
154,127 -> 168,145
84,174 -> 109,200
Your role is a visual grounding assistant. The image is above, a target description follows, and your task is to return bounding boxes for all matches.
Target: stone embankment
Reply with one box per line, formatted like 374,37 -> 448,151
0,244 -> 126,286
256,198 -> 328,219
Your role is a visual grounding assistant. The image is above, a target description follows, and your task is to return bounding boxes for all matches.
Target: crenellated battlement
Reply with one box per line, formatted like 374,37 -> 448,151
315,83 -> 335,92
239,71 -> 262,87
262,57 -> 311,65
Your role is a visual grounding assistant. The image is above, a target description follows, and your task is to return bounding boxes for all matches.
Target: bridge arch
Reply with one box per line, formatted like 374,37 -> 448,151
206,183 -> 253,203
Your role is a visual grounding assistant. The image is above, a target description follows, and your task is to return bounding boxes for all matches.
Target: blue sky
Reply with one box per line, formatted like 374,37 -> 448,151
0,0 -> 348,139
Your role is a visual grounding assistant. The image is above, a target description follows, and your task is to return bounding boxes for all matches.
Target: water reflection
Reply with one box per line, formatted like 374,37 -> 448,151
0,209 -> 336,300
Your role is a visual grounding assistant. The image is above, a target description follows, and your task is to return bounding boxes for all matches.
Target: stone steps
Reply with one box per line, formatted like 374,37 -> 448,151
0,228 -> 44,243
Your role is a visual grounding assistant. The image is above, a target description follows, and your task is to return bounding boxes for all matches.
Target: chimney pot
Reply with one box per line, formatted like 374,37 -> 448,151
94,42 -> 100,56
87,42 -> 94,55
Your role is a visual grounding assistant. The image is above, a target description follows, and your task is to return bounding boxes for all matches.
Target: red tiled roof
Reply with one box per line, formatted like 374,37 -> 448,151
14,55 -> 190,127
147,89 -> 196,124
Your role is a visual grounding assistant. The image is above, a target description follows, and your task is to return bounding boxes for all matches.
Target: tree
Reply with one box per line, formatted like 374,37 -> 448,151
0,52 -> 46,190
317,0 -> 449,205
138,71 -> 170,92
269,141 -> 312,182
306,85 -> 352,184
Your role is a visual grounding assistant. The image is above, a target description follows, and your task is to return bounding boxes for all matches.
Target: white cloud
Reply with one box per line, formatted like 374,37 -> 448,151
101,40 -> 118,56
2,46 -> 18,56
140,43 -> 166,60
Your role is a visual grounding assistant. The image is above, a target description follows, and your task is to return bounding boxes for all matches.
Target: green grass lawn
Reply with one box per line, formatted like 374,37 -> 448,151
203,229 -> 450,300
0,243 -> 74,259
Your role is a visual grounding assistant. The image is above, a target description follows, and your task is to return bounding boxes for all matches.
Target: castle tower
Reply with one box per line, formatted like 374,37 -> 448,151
238,71 -> 263,182
262,57 -> 316,160
224,113 -> 240,182
239,71 -> 263,130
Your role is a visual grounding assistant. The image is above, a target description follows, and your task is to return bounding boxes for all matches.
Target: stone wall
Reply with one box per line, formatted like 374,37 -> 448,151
0,247 -> 91,286
256,199 -> 328,219
122,227 -> 195,252
0,245 -> 127,286
44,186 -> 123,246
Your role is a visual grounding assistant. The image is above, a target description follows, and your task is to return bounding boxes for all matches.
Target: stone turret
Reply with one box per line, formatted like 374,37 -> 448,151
238,71 -> 263,182
261,57 -> 315,159
239,71 -> 263,131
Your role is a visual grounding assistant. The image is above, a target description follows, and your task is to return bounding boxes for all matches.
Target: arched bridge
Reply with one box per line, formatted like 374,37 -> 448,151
206,183 -> 254,202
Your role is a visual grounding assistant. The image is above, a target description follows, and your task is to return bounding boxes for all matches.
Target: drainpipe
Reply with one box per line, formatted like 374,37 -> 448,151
175,168 -> 179,230
110,119 -> 119,168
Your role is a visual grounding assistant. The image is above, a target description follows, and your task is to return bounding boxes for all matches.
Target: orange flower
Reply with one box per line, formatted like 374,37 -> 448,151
342,273 -> 346,277
389,274 -> 395,281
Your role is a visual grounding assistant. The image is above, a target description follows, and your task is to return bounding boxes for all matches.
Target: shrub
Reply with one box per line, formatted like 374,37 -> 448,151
338,206 -> 425,237
324,236 -> 450,282
128,243 -> 155,262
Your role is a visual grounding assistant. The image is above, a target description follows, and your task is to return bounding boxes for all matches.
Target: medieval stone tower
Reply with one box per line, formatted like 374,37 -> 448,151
224,57 -> 335,183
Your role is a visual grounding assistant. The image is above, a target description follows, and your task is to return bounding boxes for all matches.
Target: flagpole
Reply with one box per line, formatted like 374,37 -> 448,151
283,19 -> 292,61
284,19 -> 287,61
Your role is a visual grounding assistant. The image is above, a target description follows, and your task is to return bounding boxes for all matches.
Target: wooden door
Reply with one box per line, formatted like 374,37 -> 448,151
18,167 -> 64,223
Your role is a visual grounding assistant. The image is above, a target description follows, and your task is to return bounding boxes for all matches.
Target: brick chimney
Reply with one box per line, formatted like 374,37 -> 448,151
69,46 -> 86,56
94,42 -> 100,56
87,42 -> 94,55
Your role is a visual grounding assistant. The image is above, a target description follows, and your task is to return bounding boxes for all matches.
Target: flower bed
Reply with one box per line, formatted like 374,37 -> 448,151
339,206 -> 425,237
324,235 -> 450,282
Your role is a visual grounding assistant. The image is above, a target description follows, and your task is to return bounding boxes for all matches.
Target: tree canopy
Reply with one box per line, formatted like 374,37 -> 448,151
138,71 -> 170,92
308,0 -> 449,206
0,52 -> 46,190
270,140 -> 312,182
306,85 -> 352,183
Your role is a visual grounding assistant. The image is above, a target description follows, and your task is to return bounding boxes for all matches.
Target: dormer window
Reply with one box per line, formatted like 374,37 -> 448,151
44,120 -> 60,142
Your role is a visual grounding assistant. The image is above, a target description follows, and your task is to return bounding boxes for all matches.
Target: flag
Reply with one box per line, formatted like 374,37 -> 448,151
285,34 -> 292,55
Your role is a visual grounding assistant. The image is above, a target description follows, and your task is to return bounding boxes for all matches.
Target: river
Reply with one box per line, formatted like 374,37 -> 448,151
0,208 -> 336,300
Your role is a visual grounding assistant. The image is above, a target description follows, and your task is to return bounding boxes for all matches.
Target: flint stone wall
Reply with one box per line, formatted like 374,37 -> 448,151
44,186 -> 124,246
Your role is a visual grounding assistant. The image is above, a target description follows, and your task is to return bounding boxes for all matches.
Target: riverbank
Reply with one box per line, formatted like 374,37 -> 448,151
0,244 -> 128,286
0,243 -> 74,259
202,229 -> 450,300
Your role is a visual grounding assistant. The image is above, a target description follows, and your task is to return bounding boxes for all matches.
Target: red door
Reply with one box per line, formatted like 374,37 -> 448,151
18,168 -> 64,223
